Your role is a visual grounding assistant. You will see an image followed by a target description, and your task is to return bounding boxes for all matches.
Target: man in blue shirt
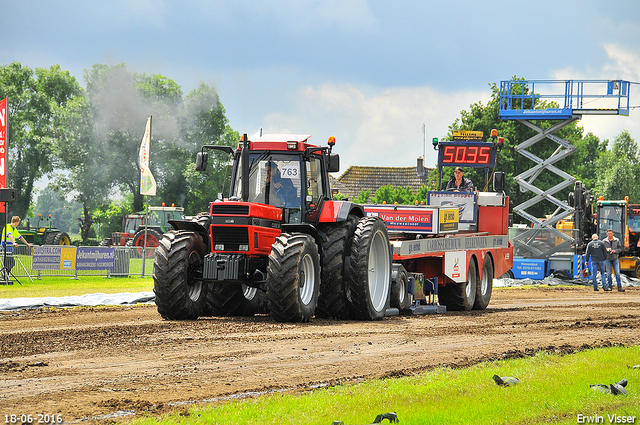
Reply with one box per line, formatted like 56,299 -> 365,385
584,233 -> 607,291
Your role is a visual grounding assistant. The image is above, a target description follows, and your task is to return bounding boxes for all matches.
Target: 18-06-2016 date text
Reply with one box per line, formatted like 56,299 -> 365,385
4,414 -> 63,424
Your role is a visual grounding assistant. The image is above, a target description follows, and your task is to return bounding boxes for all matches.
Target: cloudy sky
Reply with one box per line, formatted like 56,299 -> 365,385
2,0 -> 640,173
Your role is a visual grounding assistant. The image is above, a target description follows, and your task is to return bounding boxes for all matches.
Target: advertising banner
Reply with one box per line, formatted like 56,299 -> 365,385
33,246 -> 115,270
32,246 -> 64,270
428,192 -> 477,223
76,247 -> 115,270
0,98 -> 7,213
365,206 -> 435,234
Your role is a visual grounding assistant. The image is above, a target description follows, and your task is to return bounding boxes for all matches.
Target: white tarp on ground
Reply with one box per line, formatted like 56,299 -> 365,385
495,273 -> 640,288
0,292 -> 155,311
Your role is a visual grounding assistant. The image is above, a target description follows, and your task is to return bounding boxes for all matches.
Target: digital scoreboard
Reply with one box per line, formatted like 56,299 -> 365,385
437,141 -> 497,168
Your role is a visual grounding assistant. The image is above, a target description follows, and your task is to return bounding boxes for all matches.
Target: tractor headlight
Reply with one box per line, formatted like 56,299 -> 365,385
214,244 -> 224,251
239,244 -> 249,251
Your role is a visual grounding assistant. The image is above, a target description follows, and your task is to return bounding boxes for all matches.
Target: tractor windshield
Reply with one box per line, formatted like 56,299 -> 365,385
232,153 -> 303,221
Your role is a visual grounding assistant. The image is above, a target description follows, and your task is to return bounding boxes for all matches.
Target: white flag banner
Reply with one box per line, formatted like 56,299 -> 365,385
138,116 -> 157,196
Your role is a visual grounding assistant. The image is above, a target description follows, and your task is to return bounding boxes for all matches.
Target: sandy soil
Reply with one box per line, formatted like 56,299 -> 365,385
1,285 -> 639,424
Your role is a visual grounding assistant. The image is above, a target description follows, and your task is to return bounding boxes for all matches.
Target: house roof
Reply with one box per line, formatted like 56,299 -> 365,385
331,164 -> 432,199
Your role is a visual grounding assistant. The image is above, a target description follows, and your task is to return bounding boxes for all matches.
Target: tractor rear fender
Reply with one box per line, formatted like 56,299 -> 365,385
168,219 -> 209,243
317,201 -> 364,223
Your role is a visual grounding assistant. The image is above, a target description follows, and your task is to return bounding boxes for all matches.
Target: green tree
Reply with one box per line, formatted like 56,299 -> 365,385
80,64 -> 236,215
53,94 -> 113,242
594,130 -> 640,202
32,185 -> 82,235
0,62 -> 82,218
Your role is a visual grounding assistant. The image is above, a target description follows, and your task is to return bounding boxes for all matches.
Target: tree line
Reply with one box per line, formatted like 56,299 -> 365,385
1,65 -> 636,242
0,62 -> 237,242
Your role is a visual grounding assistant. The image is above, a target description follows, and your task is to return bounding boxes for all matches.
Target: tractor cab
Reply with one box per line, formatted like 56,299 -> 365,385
201,133 -> 339,225
229,151 -> 328,224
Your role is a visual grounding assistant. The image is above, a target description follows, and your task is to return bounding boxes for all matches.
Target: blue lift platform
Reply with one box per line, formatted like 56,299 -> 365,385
499,79 -> 633,277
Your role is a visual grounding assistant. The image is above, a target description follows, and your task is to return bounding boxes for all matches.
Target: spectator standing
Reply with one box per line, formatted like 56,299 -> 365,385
584,234 -> 608,291
603,228 -> 624,292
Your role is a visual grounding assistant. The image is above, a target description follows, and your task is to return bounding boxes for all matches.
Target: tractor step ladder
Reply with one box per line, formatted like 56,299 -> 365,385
499,79 -> 631,258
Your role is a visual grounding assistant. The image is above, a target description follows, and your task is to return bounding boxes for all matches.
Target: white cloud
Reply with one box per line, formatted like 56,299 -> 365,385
261,83 -> 489,170
556,44 -> 640,144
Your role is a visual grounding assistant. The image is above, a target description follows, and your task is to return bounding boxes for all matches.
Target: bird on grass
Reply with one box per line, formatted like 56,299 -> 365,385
590,378 -> 628,395
493,375 -> 519,386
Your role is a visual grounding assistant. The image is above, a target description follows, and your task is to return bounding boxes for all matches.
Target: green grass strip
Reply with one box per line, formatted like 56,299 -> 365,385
131,345 -> 640,425
0,275 -> 153,298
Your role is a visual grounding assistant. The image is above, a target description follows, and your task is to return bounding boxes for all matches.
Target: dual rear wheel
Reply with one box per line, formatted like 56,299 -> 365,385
438,255 -> 493,311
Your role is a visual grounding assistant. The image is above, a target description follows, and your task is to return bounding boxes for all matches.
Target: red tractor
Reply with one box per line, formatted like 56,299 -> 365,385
102,205 -> 185,257
153,134 -> 392,322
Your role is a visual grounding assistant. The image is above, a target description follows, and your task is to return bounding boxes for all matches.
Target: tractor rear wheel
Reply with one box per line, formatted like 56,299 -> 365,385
315,215 -> 358,319
267,233 -> 320,323
134,228 -> 163,258
347,217 -> 391,320
153,231 -> 207,320
45,231 -> 71,245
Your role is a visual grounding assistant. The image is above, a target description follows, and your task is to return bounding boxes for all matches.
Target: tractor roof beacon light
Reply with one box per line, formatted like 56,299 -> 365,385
432,137 -> 439,150
328,136 -> 336,153
497,137 -> 504,151
490,129 -> 498,140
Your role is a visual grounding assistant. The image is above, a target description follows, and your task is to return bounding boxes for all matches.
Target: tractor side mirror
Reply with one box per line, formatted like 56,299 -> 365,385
195,152 -> 209,171
328,153 -> 340,173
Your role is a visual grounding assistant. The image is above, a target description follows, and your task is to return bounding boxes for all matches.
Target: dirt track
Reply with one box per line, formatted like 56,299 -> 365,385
1,285 -> 639,423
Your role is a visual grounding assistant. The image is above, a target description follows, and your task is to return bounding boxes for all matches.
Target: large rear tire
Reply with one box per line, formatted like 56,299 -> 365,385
153,231 -> 207,320
267,233 -> 320,323
347,217 -> 391,320
45,231 -> 71,246
439,258 -> 478,311
315,216 -> 358,319
474,256 -> 493,310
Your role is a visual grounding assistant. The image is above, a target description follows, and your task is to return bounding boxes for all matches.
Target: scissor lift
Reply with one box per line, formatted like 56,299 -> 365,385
499,79 -> 631,260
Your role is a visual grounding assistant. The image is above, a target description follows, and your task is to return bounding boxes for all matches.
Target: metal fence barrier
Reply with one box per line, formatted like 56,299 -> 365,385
0,245 -> 155,279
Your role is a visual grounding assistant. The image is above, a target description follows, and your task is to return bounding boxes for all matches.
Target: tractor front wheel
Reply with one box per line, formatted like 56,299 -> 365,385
153,231 -> 207,320
267,233 -> 320,323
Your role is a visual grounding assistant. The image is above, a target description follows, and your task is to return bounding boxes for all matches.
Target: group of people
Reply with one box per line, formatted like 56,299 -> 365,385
584,229 -> 625,292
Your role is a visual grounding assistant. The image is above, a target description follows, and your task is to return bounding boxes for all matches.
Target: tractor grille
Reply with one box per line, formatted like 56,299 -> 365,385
211,226 -> 249,251
211,204 -> 250,215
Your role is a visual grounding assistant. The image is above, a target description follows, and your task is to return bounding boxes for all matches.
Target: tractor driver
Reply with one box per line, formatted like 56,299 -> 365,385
446,167 -> 475,192
265,162 -> 297,207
